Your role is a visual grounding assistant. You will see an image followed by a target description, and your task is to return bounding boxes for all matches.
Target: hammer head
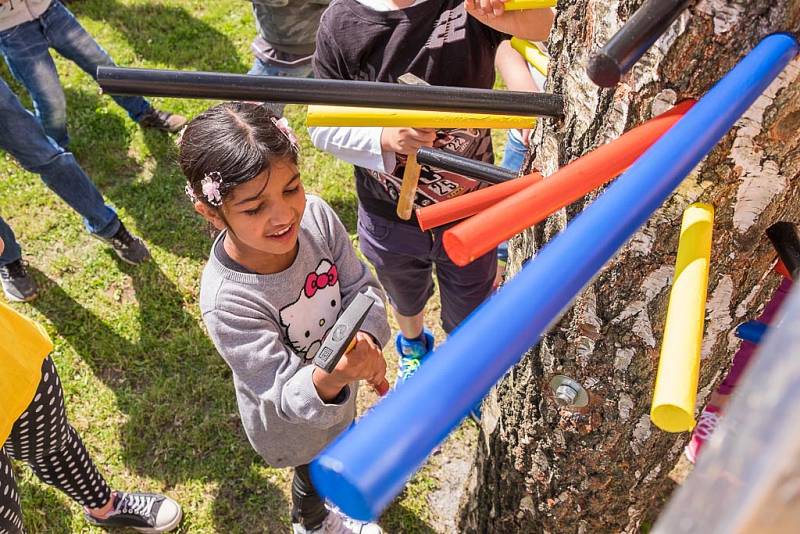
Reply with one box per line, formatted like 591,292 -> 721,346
314,292 -> 375,373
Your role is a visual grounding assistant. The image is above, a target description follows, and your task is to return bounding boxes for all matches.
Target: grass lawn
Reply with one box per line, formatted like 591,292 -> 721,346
0,1 -> 508,531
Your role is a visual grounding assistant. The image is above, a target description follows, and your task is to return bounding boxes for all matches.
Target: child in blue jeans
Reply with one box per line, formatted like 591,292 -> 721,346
0,76 -> 149,303
0,0 -> 185,148
180,102 -> 389,533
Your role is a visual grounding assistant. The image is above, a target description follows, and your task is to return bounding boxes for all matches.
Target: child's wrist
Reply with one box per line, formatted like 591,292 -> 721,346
312,367 -> 347,402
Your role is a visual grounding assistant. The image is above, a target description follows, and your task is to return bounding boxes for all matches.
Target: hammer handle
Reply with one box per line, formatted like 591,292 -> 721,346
397,152 -> 422,220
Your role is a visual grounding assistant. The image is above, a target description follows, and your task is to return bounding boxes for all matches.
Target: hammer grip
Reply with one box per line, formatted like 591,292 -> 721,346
397,152 -> 422,220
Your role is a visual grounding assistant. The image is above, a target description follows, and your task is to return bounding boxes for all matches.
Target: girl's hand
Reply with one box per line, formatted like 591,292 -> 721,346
466,1 -> 555,42
380,127 -> 437,155
313,332 -> 387,401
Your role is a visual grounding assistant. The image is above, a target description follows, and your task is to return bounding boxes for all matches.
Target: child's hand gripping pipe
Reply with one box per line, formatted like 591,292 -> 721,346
314,292 -> 390,397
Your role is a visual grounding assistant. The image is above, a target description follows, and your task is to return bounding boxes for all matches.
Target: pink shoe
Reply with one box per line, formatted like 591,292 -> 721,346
684,405 -> 722,464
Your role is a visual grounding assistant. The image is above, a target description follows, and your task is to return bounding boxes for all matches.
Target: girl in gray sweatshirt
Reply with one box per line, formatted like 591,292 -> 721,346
179,102 -> 389,534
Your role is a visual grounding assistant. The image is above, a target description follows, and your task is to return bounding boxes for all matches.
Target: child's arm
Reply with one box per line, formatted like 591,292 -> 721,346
466,1 -> 555,42
495,40 -> 543,146
204,307 -> 355,430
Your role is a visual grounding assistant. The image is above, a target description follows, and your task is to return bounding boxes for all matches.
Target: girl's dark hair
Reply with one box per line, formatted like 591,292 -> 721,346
179,102 -> 298,206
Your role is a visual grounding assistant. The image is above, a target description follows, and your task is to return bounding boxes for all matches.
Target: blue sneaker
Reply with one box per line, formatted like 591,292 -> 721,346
395,329 -> 435,384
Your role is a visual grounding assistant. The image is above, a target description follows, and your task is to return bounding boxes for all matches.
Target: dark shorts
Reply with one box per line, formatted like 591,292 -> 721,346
357,206 -> 496,333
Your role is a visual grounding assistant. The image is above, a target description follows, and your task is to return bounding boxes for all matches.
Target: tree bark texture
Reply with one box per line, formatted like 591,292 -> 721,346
460,1 -> 800,532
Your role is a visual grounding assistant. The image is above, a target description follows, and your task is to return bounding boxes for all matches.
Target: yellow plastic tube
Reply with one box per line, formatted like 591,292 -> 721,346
305,105 -> 537,129
504,0 -> 557,10
651,203 -> 715,432
510,37 -> 549,76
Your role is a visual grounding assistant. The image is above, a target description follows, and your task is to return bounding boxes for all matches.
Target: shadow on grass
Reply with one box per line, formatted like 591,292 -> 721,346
65,87 -> 209,262
16,473 -> 75,534
71,0 -> 248,73
381,503 -> 438,534
28,263 -> 290,533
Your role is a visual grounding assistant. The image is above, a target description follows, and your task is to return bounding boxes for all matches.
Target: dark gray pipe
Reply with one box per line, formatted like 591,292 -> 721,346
416,147 -> 518,184
97,66 -> 564,117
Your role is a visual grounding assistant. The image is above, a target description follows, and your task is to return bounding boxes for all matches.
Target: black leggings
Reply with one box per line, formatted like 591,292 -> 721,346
0,357 -> 111,534
292,464 -> 328,530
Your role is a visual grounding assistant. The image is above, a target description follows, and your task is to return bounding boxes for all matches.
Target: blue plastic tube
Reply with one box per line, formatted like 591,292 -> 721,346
310,34 -> 800,521
735,320 -> 768,345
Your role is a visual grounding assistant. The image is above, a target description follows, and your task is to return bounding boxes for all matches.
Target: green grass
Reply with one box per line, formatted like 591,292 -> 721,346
0,2 -> 509,532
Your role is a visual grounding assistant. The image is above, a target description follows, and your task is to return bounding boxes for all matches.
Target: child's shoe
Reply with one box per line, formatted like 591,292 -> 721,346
684,405 -> 722,464
84,491 -> 182,533
0,259 -> 38,302
292,505 -> 382,534
96,222 -> 151,265
395,328 -> 435,384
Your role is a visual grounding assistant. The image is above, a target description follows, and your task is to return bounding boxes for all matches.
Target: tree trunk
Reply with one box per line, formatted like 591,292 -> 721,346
460,2 -> 800,532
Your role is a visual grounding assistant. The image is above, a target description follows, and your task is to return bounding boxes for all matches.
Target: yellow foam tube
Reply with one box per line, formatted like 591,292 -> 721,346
306,105 -> 537,129
651,203 -> 715,432
510,37 -> 549,76
504,0 -> 557,10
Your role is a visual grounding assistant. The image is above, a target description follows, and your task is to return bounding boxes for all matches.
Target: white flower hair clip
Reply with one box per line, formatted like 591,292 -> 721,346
271,117 -> 299,150
200,171 -> 224,206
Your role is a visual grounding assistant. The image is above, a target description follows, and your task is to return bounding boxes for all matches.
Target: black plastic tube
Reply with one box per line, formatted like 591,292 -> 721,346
97,67 -> 564,117
767,221 -> 800,279
415,147 -> 518,184
587,0 -> 691,87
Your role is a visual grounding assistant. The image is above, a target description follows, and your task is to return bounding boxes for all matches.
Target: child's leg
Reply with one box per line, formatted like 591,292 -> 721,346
432,242 -> 497,334
4,357 -> 112,510
357,207 -> 435,339
40,1 -> 152,123
291,465 -> 328,530
0,21 -> 70,147
0,447 -> 24,534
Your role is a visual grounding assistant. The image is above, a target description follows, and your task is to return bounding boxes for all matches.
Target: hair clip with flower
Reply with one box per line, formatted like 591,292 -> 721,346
271,117 -> 299,150
199,171 -> 223,206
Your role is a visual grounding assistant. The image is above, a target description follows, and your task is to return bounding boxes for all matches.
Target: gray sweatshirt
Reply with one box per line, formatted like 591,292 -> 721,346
200,195 -> 390,467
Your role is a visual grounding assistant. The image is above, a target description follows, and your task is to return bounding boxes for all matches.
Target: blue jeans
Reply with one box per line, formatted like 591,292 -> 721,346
247,56 -> 314,117
496,132 -> 528,263
0,77 -> 119,266
0,0 -> 151,148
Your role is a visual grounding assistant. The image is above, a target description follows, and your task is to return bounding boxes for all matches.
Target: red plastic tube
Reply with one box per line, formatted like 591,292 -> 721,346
416,171 -> 543,231
443,99 -> 695,266
775,259 -> 793,280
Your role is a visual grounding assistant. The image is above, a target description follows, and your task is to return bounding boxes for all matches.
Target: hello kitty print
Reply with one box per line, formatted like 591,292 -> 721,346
279,259 -> 342,360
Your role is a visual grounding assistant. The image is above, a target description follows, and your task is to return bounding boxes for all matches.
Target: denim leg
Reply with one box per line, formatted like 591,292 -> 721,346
500,131 -> 528,172
247,57 -> 314,116
40,1 -> 151,121
0,217 -> 23,266
0,21 -> 70,147
0,78 -> 119,238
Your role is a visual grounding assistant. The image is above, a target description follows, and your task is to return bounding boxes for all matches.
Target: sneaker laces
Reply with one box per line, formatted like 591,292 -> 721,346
399,356 -> 423,380
0,260 -> 28,280
693,409 -> 721,440
114,492 -> 157,519
110,228 -> 137,250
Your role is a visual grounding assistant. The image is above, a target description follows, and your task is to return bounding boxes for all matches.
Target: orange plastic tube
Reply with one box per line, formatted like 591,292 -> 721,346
776,259 -> 793,280
443,99 -> 695,266
416,171 -> 543,231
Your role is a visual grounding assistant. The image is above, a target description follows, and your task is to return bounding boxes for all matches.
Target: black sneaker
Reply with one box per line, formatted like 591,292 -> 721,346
85,491 -> 182,533
97,223 -> 151,265
138,108 -> 187,133
0,259 -> 38,302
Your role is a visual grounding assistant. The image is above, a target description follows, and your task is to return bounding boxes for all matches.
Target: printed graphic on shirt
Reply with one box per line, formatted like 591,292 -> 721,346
427,3 -> 468,49
279,259 -> 341,360
367,128 -> 492,208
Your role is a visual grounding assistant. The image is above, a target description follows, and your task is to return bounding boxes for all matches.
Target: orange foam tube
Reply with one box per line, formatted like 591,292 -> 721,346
443,100 -> 696,266
416,171 -> 544,231
775,259 -> 793,280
